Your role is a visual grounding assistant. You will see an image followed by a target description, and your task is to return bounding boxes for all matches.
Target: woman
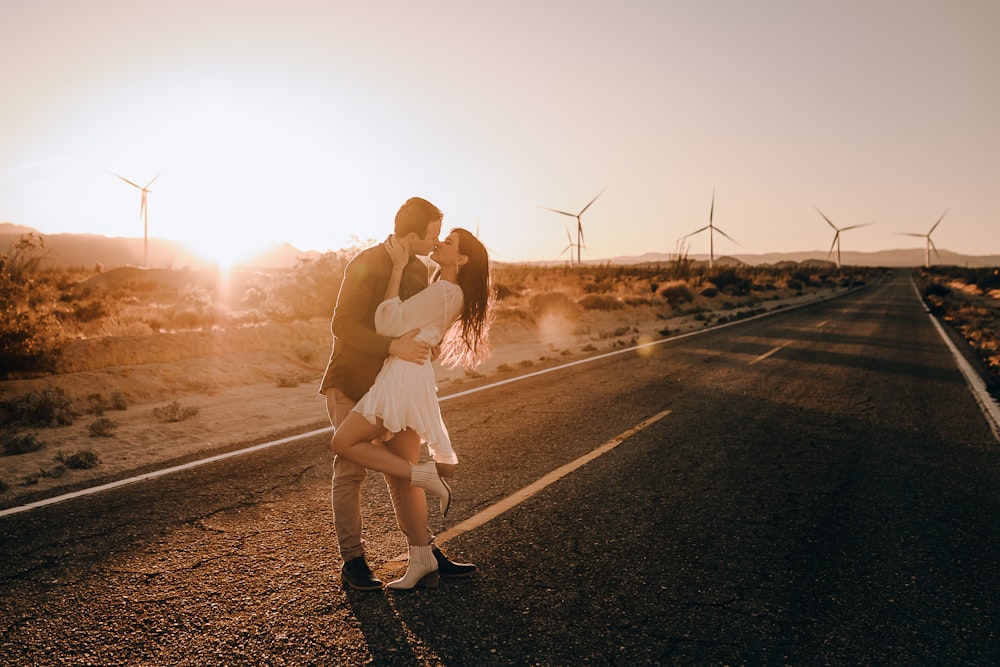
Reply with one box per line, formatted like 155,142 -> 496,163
330,227 -> 492,589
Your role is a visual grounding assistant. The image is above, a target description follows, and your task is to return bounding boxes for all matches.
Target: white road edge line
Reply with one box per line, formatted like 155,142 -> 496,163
909,274 -> 1000,442
383,408 -> 673,568
0,289 -> 849,518
0,428 -> 336,518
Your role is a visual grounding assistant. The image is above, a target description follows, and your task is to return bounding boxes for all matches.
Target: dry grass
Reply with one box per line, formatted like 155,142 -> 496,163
916,267 -> 1000,393
0,258 -> 882,503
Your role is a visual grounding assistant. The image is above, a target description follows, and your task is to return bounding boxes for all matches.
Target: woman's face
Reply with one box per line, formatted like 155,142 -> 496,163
430,231 -> 465,268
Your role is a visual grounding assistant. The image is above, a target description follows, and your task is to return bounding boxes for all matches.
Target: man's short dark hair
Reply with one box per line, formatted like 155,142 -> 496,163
395,197 -> 443,238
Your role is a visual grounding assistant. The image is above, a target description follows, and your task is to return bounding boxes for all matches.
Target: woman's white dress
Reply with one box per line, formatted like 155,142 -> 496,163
353,280 -> 463,463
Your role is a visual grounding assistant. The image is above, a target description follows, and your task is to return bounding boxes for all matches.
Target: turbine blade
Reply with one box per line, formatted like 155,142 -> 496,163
839,222 -> 873,232
929,208 -> 948,234
715,227 -> 741,246
684,226 -> 710,238
813,205 -> 837,231
929,238 -> 941,257
115,174 -> 142,189
579,186 -> 607,216
709,189 -> 715,226
144,173 -> 161,189
541,206 -> 577,218
827,233 -> 839,258
896,232 -> 925,237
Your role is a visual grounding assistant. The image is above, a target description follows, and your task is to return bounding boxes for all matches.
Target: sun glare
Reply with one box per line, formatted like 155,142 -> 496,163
179,237 -> 272,271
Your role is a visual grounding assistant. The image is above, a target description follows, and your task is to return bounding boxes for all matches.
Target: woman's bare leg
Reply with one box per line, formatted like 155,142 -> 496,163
383,429 -> 429,547
330,413 -> 412,479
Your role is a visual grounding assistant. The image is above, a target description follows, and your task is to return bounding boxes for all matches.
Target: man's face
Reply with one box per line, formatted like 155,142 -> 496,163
409,218 -> 442,257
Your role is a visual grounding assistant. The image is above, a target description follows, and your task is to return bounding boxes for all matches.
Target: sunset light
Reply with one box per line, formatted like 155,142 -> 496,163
4,4 -> 1000,660
2,1 -> 999,264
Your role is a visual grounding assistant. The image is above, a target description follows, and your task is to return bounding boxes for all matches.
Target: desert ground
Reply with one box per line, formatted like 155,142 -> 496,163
0,283 -> 843,508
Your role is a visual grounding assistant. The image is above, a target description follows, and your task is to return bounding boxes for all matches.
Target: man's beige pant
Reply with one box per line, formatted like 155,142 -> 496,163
327,388 -> 433,561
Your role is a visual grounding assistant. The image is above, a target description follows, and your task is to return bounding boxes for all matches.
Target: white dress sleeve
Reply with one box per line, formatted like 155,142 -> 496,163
374,281 -> 462,341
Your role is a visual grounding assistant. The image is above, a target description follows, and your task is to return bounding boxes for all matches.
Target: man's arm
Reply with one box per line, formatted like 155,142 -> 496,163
332,250 -> 430,363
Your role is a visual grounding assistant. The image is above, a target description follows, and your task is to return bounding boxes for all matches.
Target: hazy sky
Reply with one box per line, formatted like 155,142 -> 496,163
2,0 -> 998,266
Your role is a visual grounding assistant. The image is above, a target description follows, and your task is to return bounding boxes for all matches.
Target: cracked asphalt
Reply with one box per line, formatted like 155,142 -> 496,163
2,271 -> 999,665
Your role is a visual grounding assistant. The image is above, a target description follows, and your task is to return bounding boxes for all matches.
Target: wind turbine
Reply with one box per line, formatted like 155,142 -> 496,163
683,188 -> 739,269
115,173 -> 159,268
813,205 -> 873,268
896,209 -> 948,268
556,224 -> 578,264
541,187 -> 606,266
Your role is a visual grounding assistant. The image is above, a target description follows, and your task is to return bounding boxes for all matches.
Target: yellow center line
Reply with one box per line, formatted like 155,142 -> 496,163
750,345 -> 784,365
383,408 -> 673,568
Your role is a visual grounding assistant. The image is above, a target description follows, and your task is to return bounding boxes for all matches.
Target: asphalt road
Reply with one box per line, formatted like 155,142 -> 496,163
2,271 -> 998,665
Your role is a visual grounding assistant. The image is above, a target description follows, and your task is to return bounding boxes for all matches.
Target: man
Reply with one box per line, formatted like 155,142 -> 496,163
319,196 -> 477,591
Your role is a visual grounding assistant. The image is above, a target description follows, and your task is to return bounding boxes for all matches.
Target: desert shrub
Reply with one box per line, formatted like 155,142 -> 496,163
266,250 -> 354,321
86,391 -> 126,415
923,282 -> 950,298
71,299 -> 109,323
786,278 -> 804,291
1,235 -> 66,377
0,478 -> 8,493
493,283 -> 520,301
791,269 -> 812,285
153,401 -> 200,423
240,286 -> 266,309
699,286 -> 719,298
3,388 -> 75,427
2,429 -> 45,455
170,309 -> 201,330
577,294 -> 622,310
87,417 -> 118,437
976,269 -> 1000,292
294,344 -> 318,363
275,374 -> 301,388
660,282 -> 694,306
529,292 -> 579,318
110,391 -> 128,410
55,449 -> 100,469
709,268 -> 752,296
38,464 -> 66,479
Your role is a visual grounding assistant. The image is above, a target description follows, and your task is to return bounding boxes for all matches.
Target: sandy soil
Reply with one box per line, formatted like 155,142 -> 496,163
0,288 -> 838,508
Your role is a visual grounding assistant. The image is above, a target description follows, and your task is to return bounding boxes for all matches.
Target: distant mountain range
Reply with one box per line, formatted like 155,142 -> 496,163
580,248 -> 1000,269
0,223 -> 320,270
2,223 -> 997,269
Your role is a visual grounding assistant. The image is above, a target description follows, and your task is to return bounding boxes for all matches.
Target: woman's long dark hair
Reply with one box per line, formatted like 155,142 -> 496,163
440,228 -> 493,369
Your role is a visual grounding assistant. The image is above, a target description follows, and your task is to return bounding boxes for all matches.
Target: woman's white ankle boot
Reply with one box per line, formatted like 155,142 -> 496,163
387,545 -> 440,590
410,461 -> 452,517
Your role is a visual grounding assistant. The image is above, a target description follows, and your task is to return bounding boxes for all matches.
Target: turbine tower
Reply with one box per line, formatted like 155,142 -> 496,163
896,209 -> 948,268
813,205 -> 873,269
115,173 -> 159,268
683,188 -> 739,269
541,187 -> 606,266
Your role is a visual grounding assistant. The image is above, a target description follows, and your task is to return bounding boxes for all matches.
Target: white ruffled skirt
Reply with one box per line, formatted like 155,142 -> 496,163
352,357 -> 457,464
